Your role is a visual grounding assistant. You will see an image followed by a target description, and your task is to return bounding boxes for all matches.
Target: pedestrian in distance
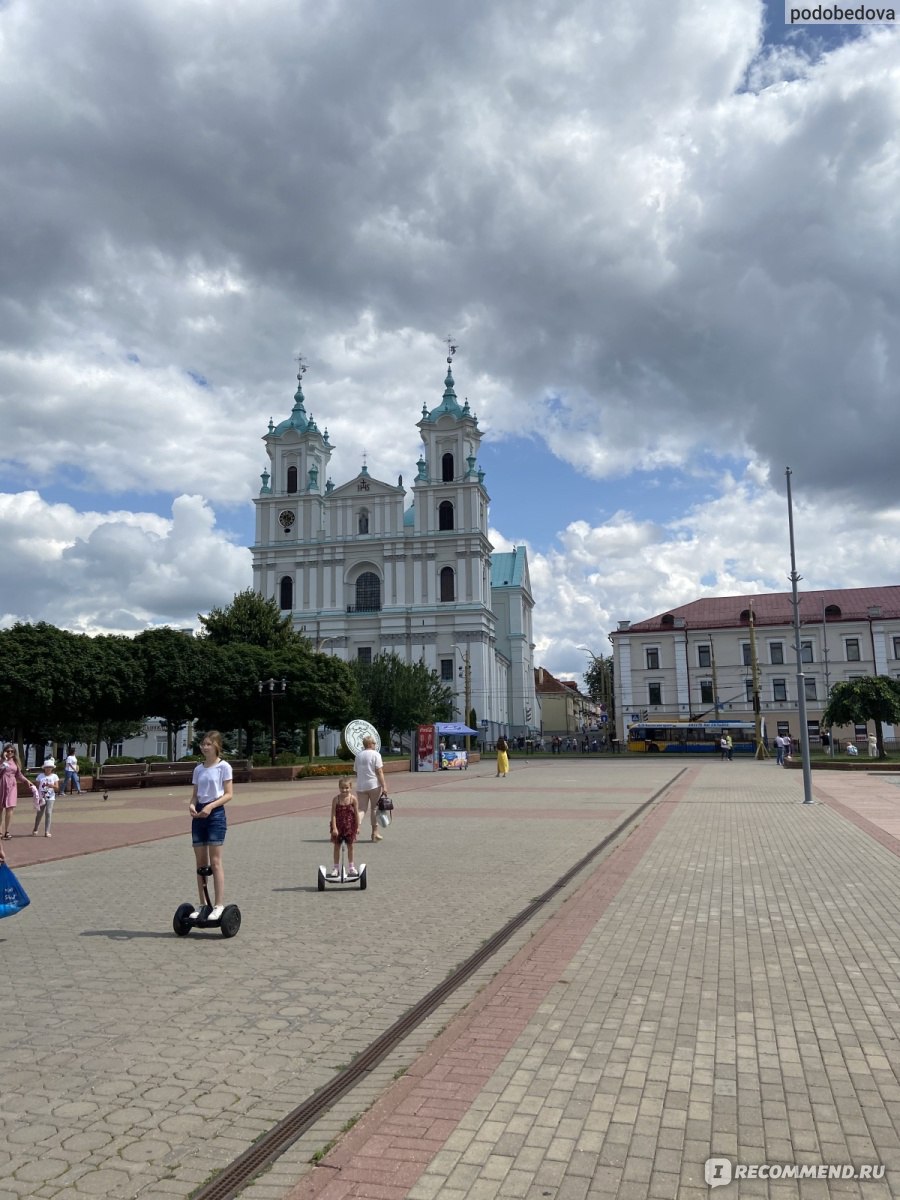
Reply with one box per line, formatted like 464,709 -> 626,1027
355,734 -> 387,842
32,759 -> 59,837
720,735 -> 728,761
774,734 -> 785,766
63,749 -> 82,795
188,731 -> 233,923
328,777 -> 361,878
0,744 -> 31,839
496,734 -> 510,777
726,733 -> 733,761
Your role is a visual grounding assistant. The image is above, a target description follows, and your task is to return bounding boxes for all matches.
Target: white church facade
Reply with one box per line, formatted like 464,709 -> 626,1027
250,356 -> 537,743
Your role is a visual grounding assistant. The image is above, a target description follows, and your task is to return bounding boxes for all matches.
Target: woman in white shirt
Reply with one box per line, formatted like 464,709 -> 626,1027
355,735 -> 387,842
188,731 -> 234,921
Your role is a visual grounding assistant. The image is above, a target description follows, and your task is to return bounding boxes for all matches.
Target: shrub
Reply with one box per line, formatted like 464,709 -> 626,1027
336,743 -> 354,761
104,756 -> 138,765
297,763 -> 350,779
141,755 -> 167,764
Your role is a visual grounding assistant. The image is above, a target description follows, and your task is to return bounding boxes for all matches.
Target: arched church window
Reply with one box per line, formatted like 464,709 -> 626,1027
440,567 -> 455,602
442,453 -> 454,482
279,576 -> 293,611
286,465 -> 298,494
355,572 -> 381,612
439,501 -> 454,531
358,509 -> 369,534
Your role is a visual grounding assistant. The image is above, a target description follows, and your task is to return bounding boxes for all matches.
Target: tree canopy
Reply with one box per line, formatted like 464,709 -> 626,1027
198,588 -> 301,650
822,676 -> 900,759
352,653 -> 452,744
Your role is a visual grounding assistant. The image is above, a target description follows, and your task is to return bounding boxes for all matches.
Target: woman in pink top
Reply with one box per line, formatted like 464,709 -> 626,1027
0,745 -> 31,839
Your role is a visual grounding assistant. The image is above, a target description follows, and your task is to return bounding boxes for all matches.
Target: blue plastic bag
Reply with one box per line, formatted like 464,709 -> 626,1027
0,862 -> 30,918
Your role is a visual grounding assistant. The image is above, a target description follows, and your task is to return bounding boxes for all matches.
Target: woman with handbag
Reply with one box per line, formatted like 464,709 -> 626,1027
355,735 -> 388,842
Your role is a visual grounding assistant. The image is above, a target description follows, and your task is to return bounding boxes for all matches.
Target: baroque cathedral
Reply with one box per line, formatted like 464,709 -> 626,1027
250,354 -> 537,742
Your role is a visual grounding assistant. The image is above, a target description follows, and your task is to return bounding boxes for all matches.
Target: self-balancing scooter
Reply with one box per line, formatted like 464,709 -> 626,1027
317,845 -> 367,891
173,864 -> 242,937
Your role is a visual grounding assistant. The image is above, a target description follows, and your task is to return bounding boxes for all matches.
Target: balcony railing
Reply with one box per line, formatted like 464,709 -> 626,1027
346,604 -> 382,613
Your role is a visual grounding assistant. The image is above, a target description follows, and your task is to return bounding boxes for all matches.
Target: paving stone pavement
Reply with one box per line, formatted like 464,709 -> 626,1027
0,757 -> 670,1200
284,762 -> 900,1200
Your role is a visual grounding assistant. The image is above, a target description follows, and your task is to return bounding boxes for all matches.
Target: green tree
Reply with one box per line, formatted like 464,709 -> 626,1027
269,646 -> 359,759
198,589 -> 300,649
134,628 -> 214,760
823,676 -> 900,759
352,653 -> 452,745
582,652 -> 615,730
0,623 -> 72,757
193,643 -> 269,756
79,635 -> 146,763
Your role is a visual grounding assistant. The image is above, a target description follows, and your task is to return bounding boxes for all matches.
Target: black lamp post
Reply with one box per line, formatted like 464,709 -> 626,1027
258,678 -> 287,766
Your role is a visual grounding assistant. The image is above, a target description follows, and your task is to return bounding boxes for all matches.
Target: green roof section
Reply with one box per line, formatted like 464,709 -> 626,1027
491,547 -> 526,588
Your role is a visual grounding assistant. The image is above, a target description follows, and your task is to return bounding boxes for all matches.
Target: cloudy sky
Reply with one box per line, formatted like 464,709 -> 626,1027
2,0 -> 898,682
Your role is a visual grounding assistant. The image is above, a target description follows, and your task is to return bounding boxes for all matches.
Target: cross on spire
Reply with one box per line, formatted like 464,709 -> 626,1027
296,353 -> 307,382
445,334 -> 458,364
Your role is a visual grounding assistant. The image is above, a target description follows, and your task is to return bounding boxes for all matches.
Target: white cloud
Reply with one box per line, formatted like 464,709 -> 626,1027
0,493 -> 251,633
0,0 -> 896,670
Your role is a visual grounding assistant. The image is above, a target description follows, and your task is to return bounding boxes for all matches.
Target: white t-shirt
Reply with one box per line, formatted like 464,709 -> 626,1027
65,754 -> 79,773
355,748 -> 383,792
192,760 -> 233,807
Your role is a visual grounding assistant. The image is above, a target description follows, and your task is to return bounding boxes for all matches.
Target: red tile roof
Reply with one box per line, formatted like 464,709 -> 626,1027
613,585 -> 900,634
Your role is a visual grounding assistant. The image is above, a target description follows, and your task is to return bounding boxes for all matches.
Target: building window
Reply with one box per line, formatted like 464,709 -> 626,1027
893,637 -> 900,659
439,567 -> 455,602
804,677 -> 817,700
440,658 -> 454,682
776,720 -> 791,738
807,720 -> 820,741
770,642 -> 784,665
441,453 -> 454,482
648,683 -> 662,705
700,680 -> 714,705
110,742 -> 124,758
645,647 -> 660,670
286,465 -> 298,494
357,647 -> 372,665
354,572 -> 381,612
800,640 -> 813,663
358,509 -> 369,534
156,738 -> 167,757
744,679 -> 754,702
697,645 -> 711,668
773,678 -> 787,702
279,576 -> 293,611
741,643 -> 751,666
845,638 -> 860,661
438,501 -> 454,531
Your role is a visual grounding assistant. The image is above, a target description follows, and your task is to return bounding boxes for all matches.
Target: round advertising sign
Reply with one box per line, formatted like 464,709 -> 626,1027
342,719 -> 381,757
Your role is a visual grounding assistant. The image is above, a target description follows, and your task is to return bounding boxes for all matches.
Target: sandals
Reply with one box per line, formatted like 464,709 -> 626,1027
1,833 -> 11,840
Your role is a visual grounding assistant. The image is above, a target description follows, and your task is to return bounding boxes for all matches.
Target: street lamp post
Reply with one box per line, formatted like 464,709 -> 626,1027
785,468 -> 814,805
258,678 -> 287,766
451,646 -> 472,752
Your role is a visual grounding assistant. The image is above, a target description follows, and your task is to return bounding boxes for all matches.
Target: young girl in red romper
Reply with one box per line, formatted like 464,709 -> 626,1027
329,778 -> 361,878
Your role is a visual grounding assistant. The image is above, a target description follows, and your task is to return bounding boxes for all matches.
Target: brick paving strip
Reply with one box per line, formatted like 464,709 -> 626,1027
282,769 -> 699,1200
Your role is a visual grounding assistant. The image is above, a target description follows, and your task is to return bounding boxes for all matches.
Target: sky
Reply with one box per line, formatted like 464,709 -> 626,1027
1,0 -> 899,685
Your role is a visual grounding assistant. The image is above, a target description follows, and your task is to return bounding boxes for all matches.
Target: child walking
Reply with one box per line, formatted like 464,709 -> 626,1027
188,731 -> 233,921
32,759 -> 60,837
329,777 -> 361,878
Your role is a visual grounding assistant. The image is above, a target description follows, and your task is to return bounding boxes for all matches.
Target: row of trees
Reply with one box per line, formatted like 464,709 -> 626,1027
0,591 -> 454,761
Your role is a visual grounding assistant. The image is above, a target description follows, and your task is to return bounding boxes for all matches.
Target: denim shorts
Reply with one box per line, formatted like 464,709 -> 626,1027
191,808 -> 227,846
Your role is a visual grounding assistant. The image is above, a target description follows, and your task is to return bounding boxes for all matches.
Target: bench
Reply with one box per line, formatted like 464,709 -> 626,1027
144,759 -> 253,787
95,762 -> 150,790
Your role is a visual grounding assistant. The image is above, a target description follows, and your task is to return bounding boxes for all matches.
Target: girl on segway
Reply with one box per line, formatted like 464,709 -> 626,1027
188,731 -> 233,922
329,777 -> 361,878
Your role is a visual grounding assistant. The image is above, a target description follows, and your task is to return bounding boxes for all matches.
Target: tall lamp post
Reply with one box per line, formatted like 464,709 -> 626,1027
452,645 -> 472,752
258,677 -> 287,766
785,468 -> 814,805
